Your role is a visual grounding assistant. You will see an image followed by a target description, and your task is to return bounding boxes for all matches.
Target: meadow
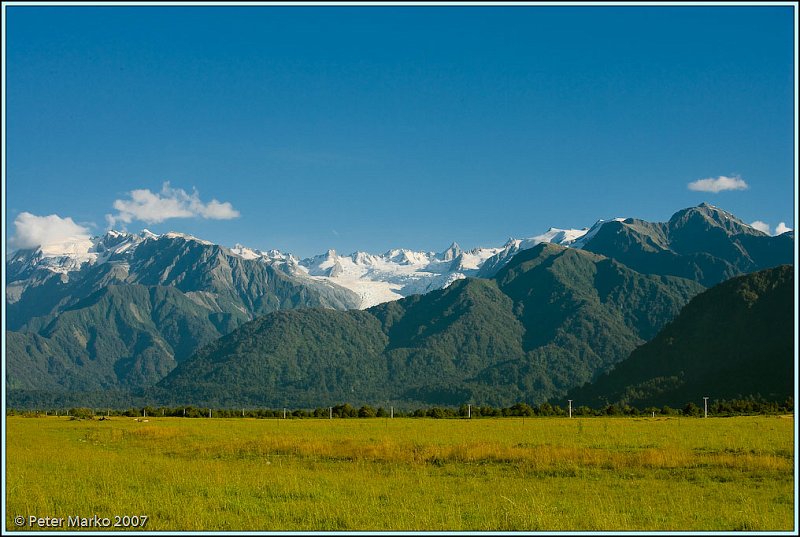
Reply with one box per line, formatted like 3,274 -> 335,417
5,415 -> 795,531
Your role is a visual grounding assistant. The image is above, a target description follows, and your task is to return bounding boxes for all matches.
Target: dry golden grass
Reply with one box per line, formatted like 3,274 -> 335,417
5,415 -> 795,531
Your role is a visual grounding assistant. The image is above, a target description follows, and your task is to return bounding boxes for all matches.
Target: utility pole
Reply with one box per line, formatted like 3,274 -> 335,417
283,408 -> 286,419
390,406 -> 393,419
329,407 -> 333,419
568,400 -> 573,418
467,404 -> 471,419
703,397 -> 709,418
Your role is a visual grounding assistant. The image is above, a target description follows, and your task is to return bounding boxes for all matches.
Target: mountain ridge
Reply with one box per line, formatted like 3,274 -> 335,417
6,203 -> 793,406
10,203 -> 791,310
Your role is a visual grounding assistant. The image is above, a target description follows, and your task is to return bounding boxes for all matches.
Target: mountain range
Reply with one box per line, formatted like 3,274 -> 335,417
5,203 -> 794,408
151,243 -> 704,407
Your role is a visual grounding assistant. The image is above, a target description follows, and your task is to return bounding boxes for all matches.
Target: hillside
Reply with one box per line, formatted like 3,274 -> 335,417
7,285 -> 230,391
562,265 -> 794,408
5,233 -> 360,394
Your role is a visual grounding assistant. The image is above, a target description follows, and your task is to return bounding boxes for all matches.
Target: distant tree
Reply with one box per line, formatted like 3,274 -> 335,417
358,405 -> 376,418
683,402 -> 701,416
644,406 -> 660,417
479,405 -> 501,417
333,403 -> 357,418
428,407 -> 447,419
185,407 -> 203,418
509,402 -> 535,417
69,407 -> 94,420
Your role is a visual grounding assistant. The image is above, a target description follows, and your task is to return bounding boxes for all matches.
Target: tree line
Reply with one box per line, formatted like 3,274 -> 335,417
6,396 -> 793,419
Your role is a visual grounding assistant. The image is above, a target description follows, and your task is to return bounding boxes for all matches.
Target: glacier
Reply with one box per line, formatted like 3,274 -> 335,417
7,219 -> 631,309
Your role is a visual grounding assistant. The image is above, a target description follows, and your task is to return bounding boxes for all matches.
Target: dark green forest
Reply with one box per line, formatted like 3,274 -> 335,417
562,264 -> 794,408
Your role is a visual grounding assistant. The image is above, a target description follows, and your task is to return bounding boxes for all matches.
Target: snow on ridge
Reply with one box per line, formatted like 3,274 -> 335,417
163,231 -> 214,245
570,218 -> 627,249
294,218 -> 629,301
293,245 -> 478,308
29,230 -> 147,274
227,243 -> 295,264
14,216 -> 628,306
230,244 -> 261,260
38,236 -> 95,259
529,226 -> 590,247
455,246 -> 505,270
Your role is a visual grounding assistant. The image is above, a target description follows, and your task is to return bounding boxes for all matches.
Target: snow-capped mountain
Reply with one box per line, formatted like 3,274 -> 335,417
8,203 -> 792,310
285,221 -> 658,308
7,229 -> 167,280
8,223 -> 594,309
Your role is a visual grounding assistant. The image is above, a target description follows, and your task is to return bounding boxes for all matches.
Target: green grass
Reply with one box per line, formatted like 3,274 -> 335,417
5,415 -> 794,531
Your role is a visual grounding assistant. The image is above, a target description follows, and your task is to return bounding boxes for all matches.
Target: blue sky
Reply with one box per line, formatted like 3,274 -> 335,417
4,4 -> 796,258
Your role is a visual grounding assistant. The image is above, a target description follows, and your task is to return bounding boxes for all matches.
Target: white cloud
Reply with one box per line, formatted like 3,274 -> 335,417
106,182 -> 240,227
749,220 -> 794,236
200,199 -> 240,220
749,220 -> 771,234
687,175 -> 749,193
11,212 -> 91,250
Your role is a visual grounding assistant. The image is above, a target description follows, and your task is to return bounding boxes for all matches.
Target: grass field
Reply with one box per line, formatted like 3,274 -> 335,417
5,415 -> 795,531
